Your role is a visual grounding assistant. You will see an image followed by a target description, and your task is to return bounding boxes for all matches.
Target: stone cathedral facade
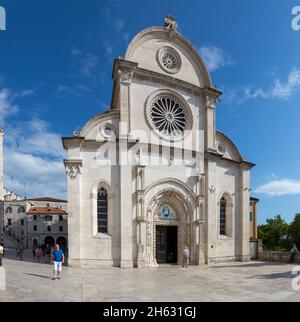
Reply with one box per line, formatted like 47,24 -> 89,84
63,17 -> 255,268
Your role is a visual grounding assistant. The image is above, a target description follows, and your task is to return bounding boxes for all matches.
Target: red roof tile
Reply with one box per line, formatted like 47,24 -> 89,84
26,197 -> 67,203
27,207 -> 67,215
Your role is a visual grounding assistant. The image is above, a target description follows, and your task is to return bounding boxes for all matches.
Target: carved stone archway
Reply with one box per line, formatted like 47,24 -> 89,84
144,188 -> 194,267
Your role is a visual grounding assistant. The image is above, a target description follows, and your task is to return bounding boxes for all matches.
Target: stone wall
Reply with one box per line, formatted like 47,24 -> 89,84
258,251 -> 300,264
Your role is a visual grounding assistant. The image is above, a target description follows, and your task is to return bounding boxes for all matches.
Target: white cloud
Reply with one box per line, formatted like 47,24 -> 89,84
6,118 -> 66,159
5,150 -> 66,199
222,67 -> 300,105
0,86 -> 67,198
200,45 -> 234,72
0,89 -> 19,125
80,53 -> 98,78
255,179 -> 300,197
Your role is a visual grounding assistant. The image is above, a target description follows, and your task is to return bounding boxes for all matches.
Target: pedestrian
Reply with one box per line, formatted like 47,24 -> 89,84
290,243 -> 299,264
0,243 -> 4,267
182,246 -> 190,268
45,244 -> 51,264
51,244 -> 65,280
16,244 -> 24,261
32,245 -> 36,258
35,246 -> 43,263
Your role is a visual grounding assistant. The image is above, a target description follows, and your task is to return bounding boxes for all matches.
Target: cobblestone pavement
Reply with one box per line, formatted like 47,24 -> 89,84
1,252 -> 300,302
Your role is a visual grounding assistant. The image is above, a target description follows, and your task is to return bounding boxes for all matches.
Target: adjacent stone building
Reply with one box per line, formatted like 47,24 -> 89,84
4,197 -> 68,249
249,197 -> 259,239
63,17 -> 255,268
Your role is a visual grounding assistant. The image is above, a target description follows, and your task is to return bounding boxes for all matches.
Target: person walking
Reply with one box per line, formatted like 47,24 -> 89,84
51,244 -> 65,280
16,244 -> 24,261
32,245 -> 36,259
290,243 -> 299,264
45,244 -> 51,264
182,246 -> 190,268
0,243 -> 4,267
35,246 -> 43,263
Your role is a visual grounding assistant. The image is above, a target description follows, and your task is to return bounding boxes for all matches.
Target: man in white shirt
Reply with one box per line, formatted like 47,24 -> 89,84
183,246 -> 190,268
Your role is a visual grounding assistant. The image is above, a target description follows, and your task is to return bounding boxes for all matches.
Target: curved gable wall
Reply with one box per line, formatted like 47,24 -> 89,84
125,27 -> 212,88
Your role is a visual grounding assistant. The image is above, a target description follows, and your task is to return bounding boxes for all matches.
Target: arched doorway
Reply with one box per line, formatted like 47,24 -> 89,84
44,236 -> 55,247
144,187 -> 195,267
156,205 -> 178,264
33,239 -> 38,247
56,237 -> 67,250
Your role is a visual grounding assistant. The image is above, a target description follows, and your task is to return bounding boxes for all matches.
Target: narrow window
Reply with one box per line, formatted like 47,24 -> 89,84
220,197 -> 226,236
249,212 -> 253,221
97,187 -> 108,233
34,225 -> 37,231
59,226 -> 63,232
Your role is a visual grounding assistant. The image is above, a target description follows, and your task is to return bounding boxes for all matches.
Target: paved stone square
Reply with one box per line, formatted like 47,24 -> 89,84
1,253 -> 300,302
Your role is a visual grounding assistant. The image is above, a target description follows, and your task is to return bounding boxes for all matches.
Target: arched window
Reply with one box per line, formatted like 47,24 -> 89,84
97,187 -> 108,233
6,206 -> 12,214
220,197 -> 227,236
18,206 -> 25,213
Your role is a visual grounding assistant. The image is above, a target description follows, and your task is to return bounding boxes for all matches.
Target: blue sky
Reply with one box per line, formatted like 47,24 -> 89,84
0,0 -> 300,224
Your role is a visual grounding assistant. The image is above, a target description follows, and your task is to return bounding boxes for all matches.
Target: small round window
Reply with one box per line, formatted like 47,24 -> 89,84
100,123 -> 114,139
157,47 -> 181,74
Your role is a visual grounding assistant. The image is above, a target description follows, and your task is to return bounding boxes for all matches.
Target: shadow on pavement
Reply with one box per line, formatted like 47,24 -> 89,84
211,261 -> 293,269
250,271 -> 297,279
23,273 -> 53,280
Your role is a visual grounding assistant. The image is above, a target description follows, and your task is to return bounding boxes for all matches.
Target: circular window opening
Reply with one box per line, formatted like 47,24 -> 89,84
149,95 -> 188,137
157,47 -> 181,74
100,124 -> 114,138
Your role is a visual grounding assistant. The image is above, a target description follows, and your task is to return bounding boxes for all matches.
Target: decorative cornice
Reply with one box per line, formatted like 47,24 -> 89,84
205,150 -> 256,169
64,159 -> 83,180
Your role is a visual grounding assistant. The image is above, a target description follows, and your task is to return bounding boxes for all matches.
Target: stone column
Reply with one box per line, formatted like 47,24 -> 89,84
204,91 -> 219,151
118,66 -> 135,268
239,165 -> 251,262
64,158 -> 82,267
136,166 -> 146,267
205,158 -> 217,264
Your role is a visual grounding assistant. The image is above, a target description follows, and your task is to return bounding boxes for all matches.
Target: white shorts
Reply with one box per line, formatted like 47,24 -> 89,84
53,261 -> 62,272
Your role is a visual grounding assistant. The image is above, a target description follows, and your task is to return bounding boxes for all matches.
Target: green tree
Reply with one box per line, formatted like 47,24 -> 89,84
289,213 -> 300,247
258,215 -> 290,251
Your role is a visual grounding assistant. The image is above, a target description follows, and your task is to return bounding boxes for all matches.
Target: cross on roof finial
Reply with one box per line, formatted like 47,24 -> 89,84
164,15 -> 178,32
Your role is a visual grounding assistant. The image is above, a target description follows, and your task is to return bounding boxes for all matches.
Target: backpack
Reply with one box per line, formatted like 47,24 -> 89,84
0,246 -> 3,256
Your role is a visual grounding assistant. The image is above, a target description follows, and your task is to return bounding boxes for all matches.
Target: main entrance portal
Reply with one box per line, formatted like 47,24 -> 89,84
156,226 -> 178,264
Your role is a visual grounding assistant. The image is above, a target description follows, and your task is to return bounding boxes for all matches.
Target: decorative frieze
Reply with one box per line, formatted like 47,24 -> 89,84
64,159 -> 83,180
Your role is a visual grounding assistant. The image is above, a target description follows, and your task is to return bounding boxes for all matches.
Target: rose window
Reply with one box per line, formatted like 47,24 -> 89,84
157,47 -> 181,74
149,95 -> 188,137
161,53 -> 177,72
